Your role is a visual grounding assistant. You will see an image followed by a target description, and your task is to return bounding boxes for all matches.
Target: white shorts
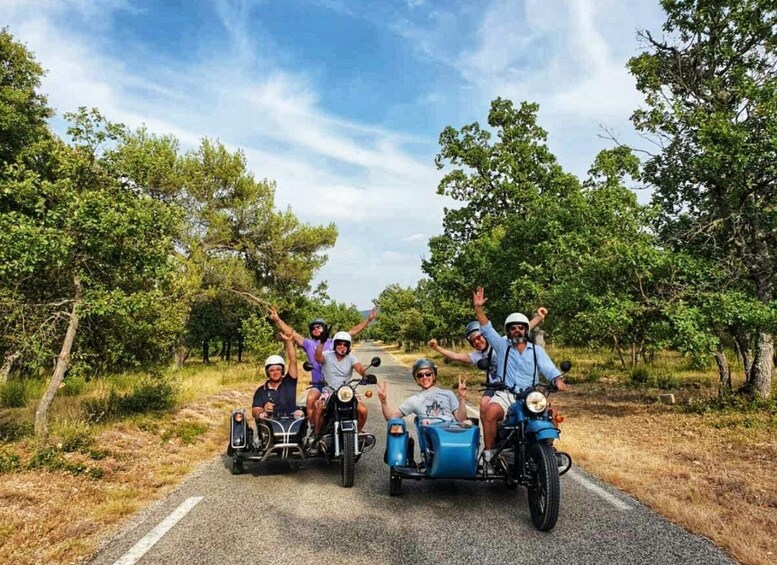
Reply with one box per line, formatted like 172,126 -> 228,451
487,390 -> 517,416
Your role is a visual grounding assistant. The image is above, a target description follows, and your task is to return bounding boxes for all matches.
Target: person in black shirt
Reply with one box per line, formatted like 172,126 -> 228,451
252,333 -> 302,419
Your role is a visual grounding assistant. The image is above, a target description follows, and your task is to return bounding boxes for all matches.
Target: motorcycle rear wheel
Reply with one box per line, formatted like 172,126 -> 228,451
526,442 -> 560,531
340,431 -> 355,488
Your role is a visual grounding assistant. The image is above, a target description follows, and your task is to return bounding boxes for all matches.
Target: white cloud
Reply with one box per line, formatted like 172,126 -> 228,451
403,233 -> 427,244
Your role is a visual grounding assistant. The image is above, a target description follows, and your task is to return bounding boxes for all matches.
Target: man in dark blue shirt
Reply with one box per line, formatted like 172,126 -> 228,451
252,333 -> 302,419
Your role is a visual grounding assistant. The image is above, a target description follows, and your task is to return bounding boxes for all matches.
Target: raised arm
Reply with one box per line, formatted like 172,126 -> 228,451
349,307 -> 377,337
314,340 -> 326,364
377,381 -> 402,420
473,287 -> 489,326
428,338 -> 472,364
283,332 -> 298,379
528,307 -> 548,331
268,306 -> 304,346
455,375 -> 468,423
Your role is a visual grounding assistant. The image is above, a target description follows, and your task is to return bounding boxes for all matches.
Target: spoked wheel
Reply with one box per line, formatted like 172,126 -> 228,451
231,455 -> 243,475
526,442 -> 560,531
340,432 -> 355,488
389,468 -> 402,496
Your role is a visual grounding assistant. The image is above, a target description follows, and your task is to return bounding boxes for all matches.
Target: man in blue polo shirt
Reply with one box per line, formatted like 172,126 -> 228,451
472,287 -> 566,464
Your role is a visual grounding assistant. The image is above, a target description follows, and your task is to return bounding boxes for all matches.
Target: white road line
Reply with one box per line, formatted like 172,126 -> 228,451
567,468 -> 633,510
113,496 -> 204,565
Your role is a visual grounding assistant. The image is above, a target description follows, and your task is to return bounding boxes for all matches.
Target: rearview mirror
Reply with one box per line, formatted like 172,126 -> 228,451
476,358 -> 490,371
370,356 -> 381,368
560,360 -> 572,373
302,361 -> 313,372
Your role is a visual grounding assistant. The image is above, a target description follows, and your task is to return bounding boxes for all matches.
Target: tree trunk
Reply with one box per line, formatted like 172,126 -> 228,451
174,345 -> 188,369
225,339 -> 232,363
202,340 -> 209,364
218,340 -> 226,360
0,351 -> 20,384
734,334 -> 753,377
237,336 -> 244,363
34,280 -> 82,438
713,342 -> 731,396
613,336 -> 627,369
532,329 -> 545,347
744,331 -> 773,399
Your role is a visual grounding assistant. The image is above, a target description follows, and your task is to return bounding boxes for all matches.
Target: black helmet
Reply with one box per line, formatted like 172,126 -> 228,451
412,358 -> 438,382
308,318 -> 327,339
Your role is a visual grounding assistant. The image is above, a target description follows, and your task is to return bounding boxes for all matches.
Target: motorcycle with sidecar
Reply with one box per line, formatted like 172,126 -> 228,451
384,360 -> 573,531
227,407 -> 308,475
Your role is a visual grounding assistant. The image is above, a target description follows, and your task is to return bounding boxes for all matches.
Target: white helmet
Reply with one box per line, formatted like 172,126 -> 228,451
332,331 -> 352,353
504,312 -> 530,333
264,354 -> 285,377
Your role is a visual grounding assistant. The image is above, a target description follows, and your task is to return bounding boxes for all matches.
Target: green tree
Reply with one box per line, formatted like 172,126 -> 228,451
0,108 -> 180,436
0,28 -> 53,169
629,0 -> 777,397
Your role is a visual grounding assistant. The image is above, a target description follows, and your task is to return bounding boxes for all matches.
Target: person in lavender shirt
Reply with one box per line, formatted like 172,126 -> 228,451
267,305 -> 377,421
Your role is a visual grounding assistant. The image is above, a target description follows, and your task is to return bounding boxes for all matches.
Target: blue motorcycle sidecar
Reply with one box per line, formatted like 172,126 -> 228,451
385,417 -> 480,495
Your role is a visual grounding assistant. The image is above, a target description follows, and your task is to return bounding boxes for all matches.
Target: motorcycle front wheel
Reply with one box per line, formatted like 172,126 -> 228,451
526,441 -> 560,531
340,431 -> 355,487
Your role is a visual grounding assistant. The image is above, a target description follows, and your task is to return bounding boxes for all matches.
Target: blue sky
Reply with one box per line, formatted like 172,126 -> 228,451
2,0 -> 666,309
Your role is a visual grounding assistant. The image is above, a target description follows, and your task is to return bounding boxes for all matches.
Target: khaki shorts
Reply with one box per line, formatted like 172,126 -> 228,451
487,390 -> 517,416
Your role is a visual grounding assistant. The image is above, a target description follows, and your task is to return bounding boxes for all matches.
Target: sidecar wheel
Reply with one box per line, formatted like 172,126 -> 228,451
526,442 -> 560,531
340,432 -> 355,488
389,469 -> 402,496
231,455 -> 243,476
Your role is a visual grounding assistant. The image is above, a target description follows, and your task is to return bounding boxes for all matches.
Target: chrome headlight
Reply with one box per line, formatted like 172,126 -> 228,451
337,386 -> 354,403
525,391 -> 548,413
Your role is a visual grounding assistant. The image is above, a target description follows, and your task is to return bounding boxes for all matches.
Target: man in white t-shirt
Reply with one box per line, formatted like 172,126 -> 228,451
377,358 -> 468,424
312,331 -> 370,435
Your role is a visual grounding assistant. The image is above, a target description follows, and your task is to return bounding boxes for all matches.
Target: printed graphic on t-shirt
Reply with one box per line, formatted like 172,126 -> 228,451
425,399 -> 447,418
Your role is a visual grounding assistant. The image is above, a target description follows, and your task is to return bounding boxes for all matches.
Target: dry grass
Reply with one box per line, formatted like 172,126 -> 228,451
0,363 -> 261,565
387,342 -> 776,565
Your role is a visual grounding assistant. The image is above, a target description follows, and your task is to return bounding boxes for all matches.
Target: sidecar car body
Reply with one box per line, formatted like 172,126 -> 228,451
227,408 -> 308,474
385,417 -> 481,486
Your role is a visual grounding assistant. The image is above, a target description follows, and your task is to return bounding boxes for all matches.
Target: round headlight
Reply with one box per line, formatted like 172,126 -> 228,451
337,386 -> 354,403
525,391 -> 548,413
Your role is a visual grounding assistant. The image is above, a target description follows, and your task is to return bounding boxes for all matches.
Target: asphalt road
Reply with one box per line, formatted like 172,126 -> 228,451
89,342 -> 735,565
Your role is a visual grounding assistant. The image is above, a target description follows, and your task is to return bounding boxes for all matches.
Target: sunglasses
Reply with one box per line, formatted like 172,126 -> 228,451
416,371 -> 435,378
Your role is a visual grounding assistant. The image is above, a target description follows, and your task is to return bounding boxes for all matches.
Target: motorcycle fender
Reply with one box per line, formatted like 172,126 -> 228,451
385,418 -> 408,466
527,419 -> 560,441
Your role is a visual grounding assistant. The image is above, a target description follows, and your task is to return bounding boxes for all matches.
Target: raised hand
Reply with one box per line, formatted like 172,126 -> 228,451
537,307 -> 548,319
368,307 -> 378,321
268,305 -> 280,323
428,338 -> 439,349
473,287 -> 488,308
377,380 -> 387,403
457,375 -> 468,398
279,329 -> 294,342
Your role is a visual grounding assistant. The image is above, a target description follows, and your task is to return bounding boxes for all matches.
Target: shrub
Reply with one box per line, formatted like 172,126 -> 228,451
60,375 -> 88,397
27,446 -> 104,479
628,365 -> 651,386
83,378 -> 177,423
0,451 -> 21,474
52,420 -> 94,453
0,380 -> 29,408
655,372 -> 681,390
567,365 -> 608,384
0,418 -> 33,441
